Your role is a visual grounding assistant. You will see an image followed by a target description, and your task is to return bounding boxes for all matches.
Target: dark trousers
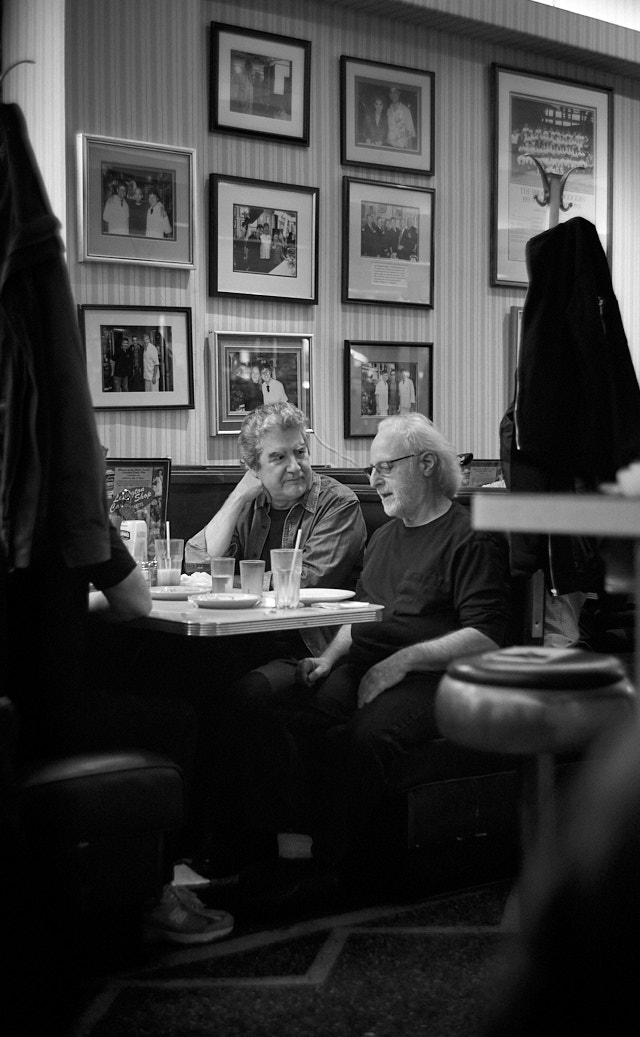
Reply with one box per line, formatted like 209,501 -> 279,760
224,660 -> 442,871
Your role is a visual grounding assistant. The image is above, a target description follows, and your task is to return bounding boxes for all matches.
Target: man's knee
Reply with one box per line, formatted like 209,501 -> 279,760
228,659 -> 299,716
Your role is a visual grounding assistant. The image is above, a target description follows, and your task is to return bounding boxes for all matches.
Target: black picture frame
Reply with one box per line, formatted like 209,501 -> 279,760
344,340 -> 433,438
79,304 -> 194,410
210,332 -> 313,436
340,55 -> 434,175
209,174 -> 319,303
209,22 -> 311,145
491,64 -> 612,287
342,176 -> 434,308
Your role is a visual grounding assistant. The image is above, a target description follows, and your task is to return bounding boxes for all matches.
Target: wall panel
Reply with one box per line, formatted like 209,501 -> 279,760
7,0 -> 637,470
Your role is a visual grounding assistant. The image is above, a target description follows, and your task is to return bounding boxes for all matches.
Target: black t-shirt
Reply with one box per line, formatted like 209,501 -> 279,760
351,501 -> 511,672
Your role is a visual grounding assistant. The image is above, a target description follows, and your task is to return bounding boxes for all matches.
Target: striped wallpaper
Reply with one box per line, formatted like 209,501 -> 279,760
4,0 -> 640,469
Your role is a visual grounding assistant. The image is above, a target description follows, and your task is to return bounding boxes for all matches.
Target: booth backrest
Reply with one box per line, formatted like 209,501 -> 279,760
167,467 -> 541,645
167,465 -> 491,547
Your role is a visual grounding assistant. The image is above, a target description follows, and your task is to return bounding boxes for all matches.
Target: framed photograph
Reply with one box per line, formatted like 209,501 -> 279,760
344,341 -> 433,438
460,459 -> 503,489
209,174 -> 319,303
491,65 -> 612,287
340,56 -> 434,175
210,22 -> 311,145
342,177 -> 434,307
76,134 -> 195,268
210,332 -> 312,436
104,458 -> 171,559
79,305 -> 194,410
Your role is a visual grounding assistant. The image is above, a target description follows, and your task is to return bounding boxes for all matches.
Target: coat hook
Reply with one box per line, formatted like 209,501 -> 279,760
0,59 -> 36,87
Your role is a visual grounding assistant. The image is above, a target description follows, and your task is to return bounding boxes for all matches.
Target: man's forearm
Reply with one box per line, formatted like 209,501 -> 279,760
320,623 -> 353,668
394,627 -> 498,674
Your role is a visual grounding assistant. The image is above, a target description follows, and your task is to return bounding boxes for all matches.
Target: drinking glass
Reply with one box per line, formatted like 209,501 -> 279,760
270,549 -> 303,609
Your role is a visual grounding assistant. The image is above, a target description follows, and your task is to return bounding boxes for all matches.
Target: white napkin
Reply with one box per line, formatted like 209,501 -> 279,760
180,572 -> 213,589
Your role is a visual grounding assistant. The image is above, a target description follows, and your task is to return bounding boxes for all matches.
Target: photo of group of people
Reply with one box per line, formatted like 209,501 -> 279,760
226,352 -> 300,414
509,94 -> 595,183
360,363 -> 417,417
360,202 -> 419,261
232,203 -> 297,276
229,47 -> 293,122
101,324 -> 174,394
355,81 -> 419,152
101,164 -> 175,240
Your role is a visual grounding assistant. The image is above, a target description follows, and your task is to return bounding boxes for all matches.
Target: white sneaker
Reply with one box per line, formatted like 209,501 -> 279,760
143,884 -> 234,945
173,862 -> 212,889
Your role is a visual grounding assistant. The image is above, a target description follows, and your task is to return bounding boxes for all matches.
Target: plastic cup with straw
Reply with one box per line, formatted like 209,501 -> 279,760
287,529 -> 302,604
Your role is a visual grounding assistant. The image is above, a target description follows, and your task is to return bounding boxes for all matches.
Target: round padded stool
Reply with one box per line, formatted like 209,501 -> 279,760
435,646 -> 636,926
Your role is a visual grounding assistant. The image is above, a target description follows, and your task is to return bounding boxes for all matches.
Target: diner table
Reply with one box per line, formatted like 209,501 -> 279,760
134,596 -> 384,638
472,491 -> 640,684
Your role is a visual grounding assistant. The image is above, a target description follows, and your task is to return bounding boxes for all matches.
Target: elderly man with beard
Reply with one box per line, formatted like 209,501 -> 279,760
225,413 -> 512,910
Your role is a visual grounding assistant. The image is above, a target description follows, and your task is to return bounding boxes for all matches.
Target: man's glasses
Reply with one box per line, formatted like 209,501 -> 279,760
363,453 -> 418,478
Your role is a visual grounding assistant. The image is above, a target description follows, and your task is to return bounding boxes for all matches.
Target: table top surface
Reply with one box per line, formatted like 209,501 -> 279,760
136,597 -> 384,637
472,492 -> 640,538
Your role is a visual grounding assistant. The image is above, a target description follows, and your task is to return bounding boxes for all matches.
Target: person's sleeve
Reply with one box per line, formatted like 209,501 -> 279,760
453,532 -> 511,646
302,492 -> 367,591
85,523 -> 136,591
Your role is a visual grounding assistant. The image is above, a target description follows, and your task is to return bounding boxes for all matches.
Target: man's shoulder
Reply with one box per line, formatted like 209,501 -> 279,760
315,472 -> 361,505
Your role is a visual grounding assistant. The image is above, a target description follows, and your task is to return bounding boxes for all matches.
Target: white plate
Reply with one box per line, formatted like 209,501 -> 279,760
191,592 -> 261,610
150,586 -> 194,600
298,589 -> 356,604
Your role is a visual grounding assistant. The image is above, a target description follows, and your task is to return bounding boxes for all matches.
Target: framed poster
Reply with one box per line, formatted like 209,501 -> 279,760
340,55 -> 434,175
210,332 -> 312,435
210,22 -> 311,145
76,134 -> 195,268
491,65 -> 612,287
79,305 -> 194,410
342,176 -> 434,307
104,458 -> 171,559
344,340 -> 433,438
209,174 -> 319,303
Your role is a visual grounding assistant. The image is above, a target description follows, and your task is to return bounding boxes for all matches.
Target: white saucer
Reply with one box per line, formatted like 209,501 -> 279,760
298,589 -> 356,604
191,592 -> 261,610
151,586 -> 193,600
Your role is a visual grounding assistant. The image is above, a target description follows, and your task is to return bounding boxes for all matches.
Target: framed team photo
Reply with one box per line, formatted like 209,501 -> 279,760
491,65 -> 612,287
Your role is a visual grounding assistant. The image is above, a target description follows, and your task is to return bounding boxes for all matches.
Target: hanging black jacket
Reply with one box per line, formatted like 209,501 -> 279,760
0,103 -> 110,570
504,217 -> 640,593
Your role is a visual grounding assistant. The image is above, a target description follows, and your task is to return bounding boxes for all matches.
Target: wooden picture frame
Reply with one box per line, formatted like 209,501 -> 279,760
76,134 -> 195,268
340,55 -> 434,175
209,174 -> 319,303
79,305 -> 194,410
491,64 -> 612,287
210,22 -> 311,145
210,332 -> 313,436
344,340 -> 433,438
104,457 -> 171,559
342,176 -> 434,307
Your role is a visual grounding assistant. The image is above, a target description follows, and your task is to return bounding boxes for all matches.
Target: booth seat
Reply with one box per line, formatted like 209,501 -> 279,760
1,697 -> 186,952
167,468 -> 544,857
